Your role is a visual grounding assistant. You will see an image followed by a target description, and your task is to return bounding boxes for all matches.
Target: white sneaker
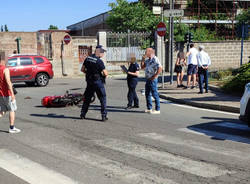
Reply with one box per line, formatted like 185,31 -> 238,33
9,127 -> 21,134
145,109 -> 152,113
150,110 -> 161,114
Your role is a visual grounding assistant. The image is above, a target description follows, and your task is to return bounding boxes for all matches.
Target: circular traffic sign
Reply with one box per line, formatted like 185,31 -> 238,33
157,22 -> 166,37
64,35 -> 71,44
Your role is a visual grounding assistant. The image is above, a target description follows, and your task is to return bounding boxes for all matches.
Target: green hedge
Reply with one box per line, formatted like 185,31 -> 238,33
222,63 -> 250,94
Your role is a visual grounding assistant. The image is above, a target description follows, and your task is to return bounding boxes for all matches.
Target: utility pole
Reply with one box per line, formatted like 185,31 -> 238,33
168,0 -> 174,85
161,0 -> 165,88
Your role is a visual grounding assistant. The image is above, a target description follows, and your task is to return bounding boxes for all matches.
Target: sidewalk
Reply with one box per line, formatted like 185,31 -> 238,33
158,82 -> 241,113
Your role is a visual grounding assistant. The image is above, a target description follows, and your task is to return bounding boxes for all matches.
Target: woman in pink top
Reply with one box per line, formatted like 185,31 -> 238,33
0,51 -> 21,133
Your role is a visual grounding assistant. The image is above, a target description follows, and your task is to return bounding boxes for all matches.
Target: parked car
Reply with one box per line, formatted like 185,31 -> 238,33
239,82 -> 250,126
7,55 -> 54,87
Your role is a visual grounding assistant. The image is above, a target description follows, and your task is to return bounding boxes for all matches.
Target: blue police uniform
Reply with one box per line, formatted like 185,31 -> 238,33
127,62 -> 140,108
81,54 -> 107,120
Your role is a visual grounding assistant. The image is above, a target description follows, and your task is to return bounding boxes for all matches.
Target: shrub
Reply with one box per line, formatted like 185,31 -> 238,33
222,63 -> 250,94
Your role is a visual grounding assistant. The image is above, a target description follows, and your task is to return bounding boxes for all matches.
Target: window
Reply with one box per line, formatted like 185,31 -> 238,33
20,57 -> 32,66
7,58 -> 18,67
34,57 -> 44,64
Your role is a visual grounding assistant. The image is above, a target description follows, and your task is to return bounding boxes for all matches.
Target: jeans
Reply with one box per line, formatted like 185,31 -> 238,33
145,78 -> 160,111
198,67 -> 209,93
81,80 -> 107,116
127,78 -> 139,107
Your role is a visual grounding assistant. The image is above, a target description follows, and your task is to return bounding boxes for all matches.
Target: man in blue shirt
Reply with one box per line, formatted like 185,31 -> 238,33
80,45 -> 108,121
141,47 -> 162,114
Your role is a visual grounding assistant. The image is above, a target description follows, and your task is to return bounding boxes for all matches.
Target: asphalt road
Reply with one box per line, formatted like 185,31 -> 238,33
0,77 -> 250,184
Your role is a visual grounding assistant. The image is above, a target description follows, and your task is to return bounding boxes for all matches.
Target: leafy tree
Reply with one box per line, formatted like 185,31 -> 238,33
48,25 -> 58,30
106,0 -> 159,33
236,9 -> 250,25
4,24 -> 8,32
1,25 -> 3,32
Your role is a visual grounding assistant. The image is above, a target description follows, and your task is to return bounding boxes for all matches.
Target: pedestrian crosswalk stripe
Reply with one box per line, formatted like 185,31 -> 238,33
213,122 -> 250,131
178,128 -> 250,144
0,149 -> 78,184
138,133 -> 250,160
93,138 -> 234,178
36,143 -> 179,184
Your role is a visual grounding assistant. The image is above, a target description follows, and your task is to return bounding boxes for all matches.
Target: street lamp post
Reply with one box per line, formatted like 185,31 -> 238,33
15,37 -> 21,54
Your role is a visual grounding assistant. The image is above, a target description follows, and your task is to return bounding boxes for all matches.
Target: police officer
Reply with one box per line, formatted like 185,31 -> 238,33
80,45 -> 108,121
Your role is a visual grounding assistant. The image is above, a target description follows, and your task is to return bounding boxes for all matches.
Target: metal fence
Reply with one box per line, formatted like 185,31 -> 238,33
106,31 -> 151,62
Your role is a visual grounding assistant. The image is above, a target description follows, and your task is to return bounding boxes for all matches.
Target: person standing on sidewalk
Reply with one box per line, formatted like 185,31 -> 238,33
185,43 -> 198,89
174,50 -> 186,88
126,54 -> 140,110
141,47 -> 162,114
0,51 -> 21,133
197,45 -> 211,94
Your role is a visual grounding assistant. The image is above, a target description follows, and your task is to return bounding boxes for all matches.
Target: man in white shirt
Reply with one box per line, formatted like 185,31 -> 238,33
197,45 -> 211,94
186,43 -> 198,89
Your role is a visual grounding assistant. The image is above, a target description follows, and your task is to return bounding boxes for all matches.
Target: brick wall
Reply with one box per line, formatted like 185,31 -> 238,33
172,41 -> 250,71
0,32 -> 37,56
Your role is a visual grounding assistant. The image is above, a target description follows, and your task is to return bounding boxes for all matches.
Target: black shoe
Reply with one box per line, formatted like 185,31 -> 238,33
102,115 -> 108,122
180,84 -> 185,87
80,114 -> 86,119
191,86 -> 195,89
133,105 -> 139,108
125,106 -> 133,110
205,90 -> 208,93
177,85 -> 181,88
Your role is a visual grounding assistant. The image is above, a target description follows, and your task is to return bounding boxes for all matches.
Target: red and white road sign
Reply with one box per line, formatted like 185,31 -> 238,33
157,22 -> 166,37
64,35 -> 71,44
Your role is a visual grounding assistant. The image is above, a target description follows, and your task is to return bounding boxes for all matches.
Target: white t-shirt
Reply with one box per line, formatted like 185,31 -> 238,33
187,47 -> 198,65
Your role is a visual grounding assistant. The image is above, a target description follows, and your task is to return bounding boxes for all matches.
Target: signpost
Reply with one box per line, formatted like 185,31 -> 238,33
157,22 -> 166,88
157,22 -> 167,37
64,35 -> 71,45
164,9 -> 184,17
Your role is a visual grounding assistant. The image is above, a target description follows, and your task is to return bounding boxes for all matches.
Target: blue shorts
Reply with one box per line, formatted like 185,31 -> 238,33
187,64 -> 198,75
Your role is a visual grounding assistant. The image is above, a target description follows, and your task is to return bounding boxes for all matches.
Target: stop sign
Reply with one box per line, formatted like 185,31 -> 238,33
64,35 -> 71,44
157,22 -> 166,37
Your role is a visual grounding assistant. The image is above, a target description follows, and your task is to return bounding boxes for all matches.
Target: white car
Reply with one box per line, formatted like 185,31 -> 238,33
240,82 -> 250,126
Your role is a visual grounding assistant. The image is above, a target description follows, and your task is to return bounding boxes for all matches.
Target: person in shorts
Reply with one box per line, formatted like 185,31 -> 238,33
185,44 -> 198,89
174,50 -> 186,88
0,51 -> 21,133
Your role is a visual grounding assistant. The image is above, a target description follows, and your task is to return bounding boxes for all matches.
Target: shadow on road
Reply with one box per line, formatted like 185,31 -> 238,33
187,117 -> 250,144
30,113 -> 80,120
0,130 -> 9,134
89,105 -> 144,114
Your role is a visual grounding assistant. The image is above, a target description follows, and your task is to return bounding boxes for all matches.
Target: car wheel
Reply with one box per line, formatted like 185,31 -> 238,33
36,73 -> 49,87
25,82 -> 35,86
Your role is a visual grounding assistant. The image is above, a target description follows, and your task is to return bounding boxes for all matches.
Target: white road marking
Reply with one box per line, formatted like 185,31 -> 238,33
138,133 -> 250,160
0,149 -> 78,184
161,100 -> 239,116
214,122 -> 250,131
36,144 -> 178,184
178,128 -> 250,144
93,138 -> 234,178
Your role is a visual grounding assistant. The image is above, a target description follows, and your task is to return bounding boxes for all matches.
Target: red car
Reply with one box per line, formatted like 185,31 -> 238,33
7,55 -> 54,87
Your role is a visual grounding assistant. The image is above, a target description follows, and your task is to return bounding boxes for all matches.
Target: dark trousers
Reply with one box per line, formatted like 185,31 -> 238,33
127,78 -> 139,107
81,80 -> 107,116
198,67 -> 209,93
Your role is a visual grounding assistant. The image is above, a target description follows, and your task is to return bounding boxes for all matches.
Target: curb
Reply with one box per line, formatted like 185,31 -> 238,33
159,94 -> 240,114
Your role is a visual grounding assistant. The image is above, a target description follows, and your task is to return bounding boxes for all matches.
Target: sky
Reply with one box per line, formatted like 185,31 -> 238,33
0,0 -> 136,32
